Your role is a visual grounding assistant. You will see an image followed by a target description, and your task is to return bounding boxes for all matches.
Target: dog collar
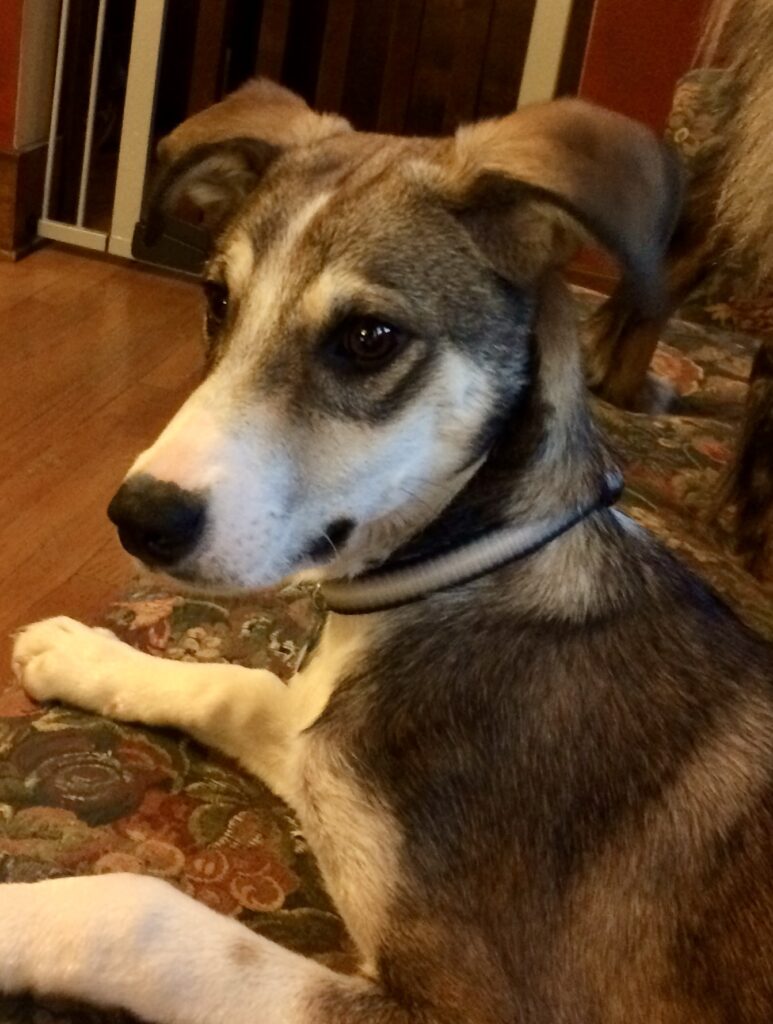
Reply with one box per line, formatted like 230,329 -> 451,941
320,470 -> 623,615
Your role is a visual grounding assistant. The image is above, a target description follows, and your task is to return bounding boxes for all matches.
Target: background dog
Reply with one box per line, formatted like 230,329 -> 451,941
2,82 -> 772,1023
585,0 -> 773,581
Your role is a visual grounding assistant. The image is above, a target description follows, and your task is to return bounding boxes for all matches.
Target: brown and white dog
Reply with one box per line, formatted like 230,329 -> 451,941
5,81 -> 773,1024
586,0 -> 773,580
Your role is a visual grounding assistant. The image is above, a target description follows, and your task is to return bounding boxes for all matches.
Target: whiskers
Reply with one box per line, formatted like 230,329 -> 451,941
320,530 -> 341,560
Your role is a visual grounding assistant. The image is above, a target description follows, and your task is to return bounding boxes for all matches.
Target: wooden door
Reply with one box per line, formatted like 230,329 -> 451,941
256,0 -> 541,134
171,0 -> 595,137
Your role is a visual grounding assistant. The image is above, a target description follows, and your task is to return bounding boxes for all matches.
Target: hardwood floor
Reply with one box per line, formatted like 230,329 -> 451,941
0,245 -> 203,671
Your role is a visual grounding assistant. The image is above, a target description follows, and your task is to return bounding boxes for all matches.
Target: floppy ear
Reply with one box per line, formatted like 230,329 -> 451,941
143,136 -> 281,242
157,78 -> 351,163
145,79 -> 352,241
442,99 -> 683,316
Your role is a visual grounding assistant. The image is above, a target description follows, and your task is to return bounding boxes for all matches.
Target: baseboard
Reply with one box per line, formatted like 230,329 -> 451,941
0,142 -> 46,259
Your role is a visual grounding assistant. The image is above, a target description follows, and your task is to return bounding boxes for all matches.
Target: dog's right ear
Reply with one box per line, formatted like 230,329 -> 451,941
144,78 -> 352,242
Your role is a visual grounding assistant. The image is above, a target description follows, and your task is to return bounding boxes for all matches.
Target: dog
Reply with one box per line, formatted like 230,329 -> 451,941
4,80 -> 773,1024
585,0 -> 773,581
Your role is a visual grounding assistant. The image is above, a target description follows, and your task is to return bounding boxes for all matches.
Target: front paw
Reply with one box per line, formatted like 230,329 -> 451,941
12,616 -> 135,713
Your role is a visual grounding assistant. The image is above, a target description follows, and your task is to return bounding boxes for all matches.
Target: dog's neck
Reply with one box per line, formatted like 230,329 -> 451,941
320,400 -> 619,616
320,481 -> 620,615
319,284 -> 624,618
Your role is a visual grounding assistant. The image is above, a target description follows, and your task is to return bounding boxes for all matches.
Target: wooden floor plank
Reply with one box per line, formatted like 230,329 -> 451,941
0,246 -> 201,671
0,378 -> 193,573
0,299 -> 200,475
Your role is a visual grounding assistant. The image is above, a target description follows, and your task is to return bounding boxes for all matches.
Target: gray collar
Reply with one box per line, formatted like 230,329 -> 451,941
320,471 -> 623,615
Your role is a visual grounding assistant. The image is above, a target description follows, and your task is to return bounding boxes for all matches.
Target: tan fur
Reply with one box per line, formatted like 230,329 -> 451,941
561,696 -> 773,1023
230,939 -> 262,968
158,78 -> 352,164
704,0 -> 773,281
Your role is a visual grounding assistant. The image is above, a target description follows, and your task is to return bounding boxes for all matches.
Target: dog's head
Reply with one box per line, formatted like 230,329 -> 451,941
109,80 -> 681,591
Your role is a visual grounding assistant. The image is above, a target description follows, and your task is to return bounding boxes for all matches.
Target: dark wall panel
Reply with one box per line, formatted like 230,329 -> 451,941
156,0 -> 594,141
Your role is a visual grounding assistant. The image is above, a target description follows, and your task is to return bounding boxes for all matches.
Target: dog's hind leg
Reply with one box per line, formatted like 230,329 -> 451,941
585,170 -> 716,410
585,233 -> 714,409
725,336 -> 773,580
12,616 -> 295,794
584,288 -> 669,410
0,873 -> 423,1024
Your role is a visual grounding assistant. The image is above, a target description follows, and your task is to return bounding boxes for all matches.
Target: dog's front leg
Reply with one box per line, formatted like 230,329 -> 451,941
0,874 -> 419,1024
12,616 -> 294,793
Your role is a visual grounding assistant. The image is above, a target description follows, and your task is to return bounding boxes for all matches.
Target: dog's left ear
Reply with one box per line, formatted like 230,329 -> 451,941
437,99 -> 683,316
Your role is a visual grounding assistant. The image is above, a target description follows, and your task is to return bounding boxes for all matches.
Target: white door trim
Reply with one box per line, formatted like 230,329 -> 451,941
518,0 -> 574,107
107,0 -> 167,258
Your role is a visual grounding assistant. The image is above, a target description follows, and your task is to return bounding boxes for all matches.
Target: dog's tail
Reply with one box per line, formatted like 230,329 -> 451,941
721,337 -> 773,580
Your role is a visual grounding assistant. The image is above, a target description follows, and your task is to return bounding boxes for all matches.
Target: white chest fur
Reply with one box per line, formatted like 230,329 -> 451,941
283,612 -> 401,971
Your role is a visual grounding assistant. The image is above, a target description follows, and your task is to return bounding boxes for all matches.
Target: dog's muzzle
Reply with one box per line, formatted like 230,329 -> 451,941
108,474 -> 206,568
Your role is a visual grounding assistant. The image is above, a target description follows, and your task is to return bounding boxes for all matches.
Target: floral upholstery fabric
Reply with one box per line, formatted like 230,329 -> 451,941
594,308 -> 771,639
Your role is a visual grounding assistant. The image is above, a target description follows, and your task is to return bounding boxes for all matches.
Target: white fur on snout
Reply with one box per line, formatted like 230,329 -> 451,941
121,342 -> 495,593
131,399 -> 224,491
294,347 -> 496,581
125,381 -> 303,587
123,344 -> 494,591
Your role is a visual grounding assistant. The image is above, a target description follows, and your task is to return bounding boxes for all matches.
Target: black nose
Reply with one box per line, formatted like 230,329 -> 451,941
108,475 -> 206,567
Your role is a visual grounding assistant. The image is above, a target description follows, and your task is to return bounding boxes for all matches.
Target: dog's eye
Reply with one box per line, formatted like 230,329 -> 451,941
203,281 -> 229,331
327,317 -> 407,372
